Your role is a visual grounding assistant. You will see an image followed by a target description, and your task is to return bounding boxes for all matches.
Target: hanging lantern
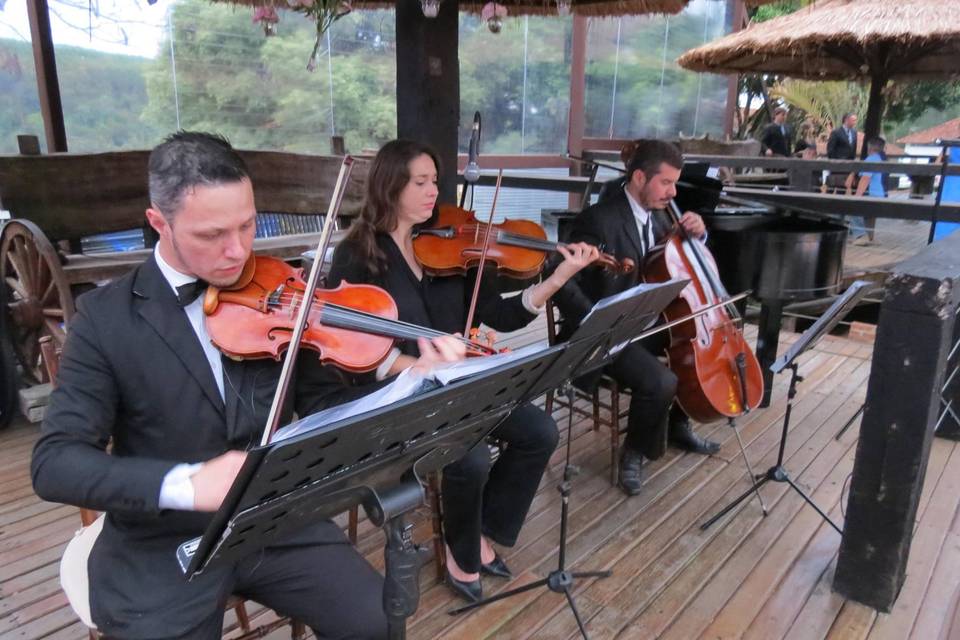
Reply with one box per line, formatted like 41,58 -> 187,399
481,2 -> 507,33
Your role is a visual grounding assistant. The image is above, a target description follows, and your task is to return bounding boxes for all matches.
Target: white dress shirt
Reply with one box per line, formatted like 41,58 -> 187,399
624,188 -> 656,253
154,247 -> 223,511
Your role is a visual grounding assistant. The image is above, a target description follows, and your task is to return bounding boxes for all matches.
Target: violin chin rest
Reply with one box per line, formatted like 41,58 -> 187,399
202,287 -> 220,315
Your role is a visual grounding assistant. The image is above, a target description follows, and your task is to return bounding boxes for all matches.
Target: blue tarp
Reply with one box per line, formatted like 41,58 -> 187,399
933,146 -> 960,241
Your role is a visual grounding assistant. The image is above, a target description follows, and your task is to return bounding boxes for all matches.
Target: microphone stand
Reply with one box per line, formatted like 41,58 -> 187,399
460,111 -> 482,209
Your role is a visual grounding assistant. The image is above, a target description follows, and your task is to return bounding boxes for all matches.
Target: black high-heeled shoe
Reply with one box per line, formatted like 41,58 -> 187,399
480,553 -> 513,579
445,569 -> 482,603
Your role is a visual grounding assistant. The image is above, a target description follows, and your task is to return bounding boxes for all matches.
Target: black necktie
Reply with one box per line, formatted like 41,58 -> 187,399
175,280 -> 208,307
640,216 -> 651,255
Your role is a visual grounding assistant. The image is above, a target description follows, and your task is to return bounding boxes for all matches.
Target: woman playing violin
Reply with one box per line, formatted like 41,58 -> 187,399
328,139 -> 598,603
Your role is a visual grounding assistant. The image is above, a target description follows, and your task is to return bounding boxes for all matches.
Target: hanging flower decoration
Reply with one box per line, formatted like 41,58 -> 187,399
252,1 -> 353,71
480,2 -> 507,33
252,6 -> 280,36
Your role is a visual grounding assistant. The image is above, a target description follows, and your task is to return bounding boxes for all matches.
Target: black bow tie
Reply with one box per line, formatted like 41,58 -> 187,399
175,280 -> 208,307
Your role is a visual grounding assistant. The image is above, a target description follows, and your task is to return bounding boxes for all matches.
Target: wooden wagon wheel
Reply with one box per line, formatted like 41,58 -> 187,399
0,220 -> 74,384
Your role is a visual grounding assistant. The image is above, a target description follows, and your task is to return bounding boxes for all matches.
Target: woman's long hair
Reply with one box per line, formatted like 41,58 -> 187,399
344,139 -> 442,276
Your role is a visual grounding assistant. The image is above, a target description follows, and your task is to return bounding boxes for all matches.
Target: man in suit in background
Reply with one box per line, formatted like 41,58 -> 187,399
760,107 -> 792,157
31,132 -> 457,640
827,112 -> 858,161
554,139 -> 720,497
826,112 -> 869,242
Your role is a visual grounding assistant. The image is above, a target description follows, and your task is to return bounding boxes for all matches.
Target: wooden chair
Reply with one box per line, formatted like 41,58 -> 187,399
542,304 -> 630,485
39,337 -> 307,640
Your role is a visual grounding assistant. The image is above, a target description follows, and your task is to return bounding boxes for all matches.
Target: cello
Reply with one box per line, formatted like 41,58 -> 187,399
642,200 -> 764,423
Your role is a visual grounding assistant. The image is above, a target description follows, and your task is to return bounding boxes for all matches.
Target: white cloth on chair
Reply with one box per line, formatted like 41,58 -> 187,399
60,513 -> 105,629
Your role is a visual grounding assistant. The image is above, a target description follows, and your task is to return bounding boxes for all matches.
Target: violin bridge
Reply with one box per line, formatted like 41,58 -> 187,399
267,284 -> 285,310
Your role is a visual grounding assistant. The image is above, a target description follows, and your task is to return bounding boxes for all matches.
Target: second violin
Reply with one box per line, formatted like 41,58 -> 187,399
414,204 -> 634,279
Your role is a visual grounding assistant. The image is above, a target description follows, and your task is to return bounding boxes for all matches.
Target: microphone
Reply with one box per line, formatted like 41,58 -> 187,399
464,111 -> 481,184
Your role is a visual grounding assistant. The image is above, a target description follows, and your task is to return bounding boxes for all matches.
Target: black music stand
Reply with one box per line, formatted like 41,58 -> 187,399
700,280 -> 873,533
448,279 -> 689,639
179,344 -> 574,640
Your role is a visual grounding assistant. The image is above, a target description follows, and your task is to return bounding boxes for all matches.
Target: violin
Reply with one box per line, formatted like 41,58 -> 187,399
642,200 -> 764,422
202,254 -> 497,373
414,204 -> 634,279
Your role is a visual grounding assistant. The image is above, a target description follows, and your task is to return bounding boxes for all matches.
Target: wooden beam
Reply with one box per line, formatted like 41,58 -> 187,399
834,232 -> 960,611
464,172 -> 960,220
567,15 -> 588,209
455,154 -> 569,170
722,187 -> 960,223
722,0 -> 746,139
580,152 -> 960,177
395,0 -> 460,204
25,0 -> 67,153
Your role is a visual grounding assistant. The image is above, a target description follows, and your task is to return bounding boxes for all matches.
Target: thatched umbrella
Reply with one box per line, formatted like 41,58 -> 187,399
676,0 -> 960,155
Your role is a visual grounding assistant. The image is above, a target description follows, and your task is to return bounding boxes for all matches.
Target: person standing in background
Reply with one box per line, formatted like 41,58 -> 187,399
853,137 -> 888,245
760,108 -> 792,157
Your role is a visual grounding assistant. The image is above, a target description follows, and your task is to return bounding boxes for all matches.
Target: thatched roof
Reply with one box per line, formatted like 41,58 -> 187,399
214,0 -> 689,18
898,117 -> 960,145
677,0 -> 960,81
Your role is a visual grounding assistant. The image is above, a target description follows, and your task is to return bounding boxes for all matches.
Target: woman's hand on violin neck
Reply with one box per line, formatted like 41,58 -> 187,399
551,242 -> 601,284
409,335 -> 467,376
527,242 -> 599,310
190,450 -> 248,512
679,211 -> 707,239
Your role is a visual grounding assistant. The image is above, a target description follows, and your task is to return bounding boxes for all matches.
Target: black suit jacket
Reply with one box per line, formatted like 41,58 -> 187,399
553,189 -> 671,341
760,122 -> 792,157
827,126 -> 858,159
31,256 -> 345,639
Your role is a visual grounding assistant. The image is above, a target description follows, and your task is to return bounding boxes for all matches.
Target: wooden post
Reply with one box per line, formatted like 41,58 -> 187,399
395,0 -> 460,204
26,0 -> 67,153
567,15 -> 588,210
722,0 -> 746,140
834,232 -> 960,611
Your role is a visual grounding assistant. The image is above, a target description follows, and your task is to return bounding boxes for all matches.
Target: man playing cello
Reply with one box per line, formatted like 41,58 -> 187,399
554,138 -> 721,496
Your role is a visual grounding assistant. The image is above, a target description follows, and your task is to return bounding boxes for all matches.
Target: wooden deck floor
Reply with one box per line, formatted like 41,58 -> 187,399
2,319 -> 959,639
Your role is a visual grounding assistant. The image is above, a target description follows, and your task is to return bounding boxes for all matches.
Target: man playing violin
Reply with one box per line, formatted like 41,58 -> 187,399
325,139 -> 599,604
31,131 -> 463,640
554,138 -> 721,496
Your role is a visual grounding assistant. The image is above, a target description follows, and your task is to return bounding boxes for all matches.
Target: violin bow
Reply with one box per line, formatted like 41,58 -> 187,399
259,155 -> 356,447
463,169 -> 503,338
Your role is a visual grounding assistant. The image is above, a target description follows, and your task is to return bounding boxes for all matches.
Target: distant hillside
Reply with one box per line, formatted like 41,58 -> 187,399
0,38 -> 160,154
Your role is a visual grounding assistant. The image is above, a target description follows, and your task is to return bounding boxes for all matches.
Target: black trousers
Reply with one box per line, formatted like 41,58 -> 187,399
442,402 -> 559,574
107,536 -> 387,640
604,340 -> 678,461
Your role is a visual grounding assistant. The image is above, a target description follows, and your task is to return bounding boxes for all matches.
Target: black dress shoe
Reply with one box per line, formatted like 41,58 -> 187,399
618,448 -> 644,496
669,419 -> 720,455
480,554 -> 513,579
445,570 -> 483,603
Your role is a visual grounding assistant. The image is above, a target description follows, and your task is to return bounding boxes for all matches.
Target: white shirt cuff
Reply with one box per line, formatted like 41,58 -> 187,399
521,286 -> 545,315
159,462 -> 203,511
375,348 -> 403,381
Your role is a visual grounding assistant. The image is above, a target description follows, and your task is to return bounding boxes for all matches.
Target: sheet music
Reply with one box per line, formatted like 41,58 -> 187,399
273,342 -> 549,442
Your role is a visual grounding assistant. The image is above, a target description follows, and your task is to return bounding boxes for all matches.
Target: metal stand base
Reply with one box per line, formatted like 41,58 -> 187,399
448,385 -> 612,639
700,363 -> 842,536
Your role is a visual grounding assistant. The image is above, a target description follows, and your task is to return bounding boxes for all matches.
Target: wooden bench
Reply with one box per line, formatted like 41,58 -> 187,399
0,148 -> 368,385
